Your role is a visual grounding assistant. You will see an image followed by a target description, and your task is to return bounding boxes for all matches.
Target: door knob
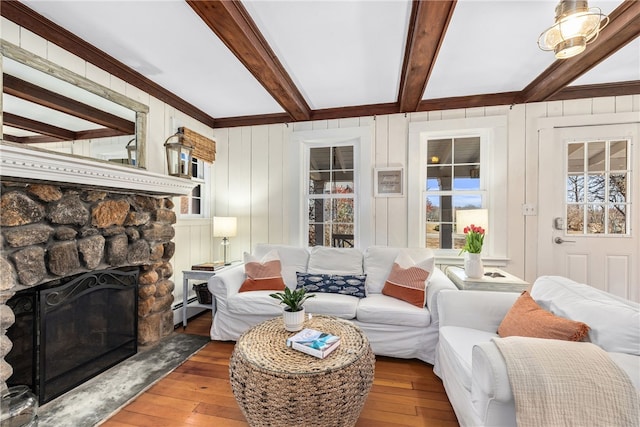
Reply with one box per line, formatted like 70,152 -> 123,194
554,237 -> 576,244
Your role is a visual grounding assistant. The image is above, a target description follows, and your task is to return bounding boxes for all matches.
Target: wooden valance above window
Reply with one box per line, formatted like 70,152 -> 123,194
179,127 -> 216,163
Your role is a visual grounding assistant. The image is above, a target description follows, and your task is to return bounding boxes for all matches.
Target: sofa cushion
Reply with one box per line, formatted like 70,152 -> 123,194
295,272 -> 366,298
356,294 -> 431,327
364,246 -> 435,294
439,326 -> 499,391
239,250 -> 286,292
382,251 -> 433,307
227,290 -> 283,316
307,246 -> 363,275
303,293 -> 358,319
531,276 -> 640,355
498,291 -> 590,341
254,244 -> 309,289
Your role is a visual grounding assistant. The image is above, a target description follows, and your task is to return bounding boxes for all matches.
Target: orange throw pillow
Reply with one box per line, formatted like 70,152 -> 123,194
239,250 -> 286,292
498,291 -> 590,341
382,252 -> 433,308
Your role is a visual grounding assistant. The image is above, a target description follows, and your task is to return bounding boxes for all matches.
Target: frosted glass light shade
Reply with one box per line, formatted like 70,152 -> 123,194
213,216 -> 237,237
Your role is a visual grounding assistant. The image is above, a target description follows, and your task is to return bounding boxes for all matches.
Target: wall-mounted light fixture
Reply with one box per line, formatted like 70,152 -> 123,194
538,0 -> 608,59
164,130 -> 193,178
431,155 -> 440,164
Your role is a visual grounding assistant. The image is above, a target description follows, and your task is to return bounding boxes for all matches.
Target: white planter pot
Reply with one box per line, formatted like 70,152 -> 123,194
464,252 -> 484,279
282,308 -> 305,332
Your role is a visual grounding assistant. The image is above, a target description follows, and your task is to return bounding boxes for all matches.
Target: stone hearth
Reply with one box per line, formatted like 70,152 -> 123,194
0,179 -> 181,393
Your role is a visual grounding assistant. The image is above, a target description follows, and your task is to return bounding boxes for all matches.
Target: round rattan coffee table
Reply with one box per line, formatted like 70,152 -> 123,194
229,315 -> 375,427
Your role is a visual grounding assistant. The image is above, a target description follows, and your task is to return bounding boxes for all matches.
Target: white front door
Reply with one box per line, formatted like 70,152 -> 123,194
537,123 -> 640,302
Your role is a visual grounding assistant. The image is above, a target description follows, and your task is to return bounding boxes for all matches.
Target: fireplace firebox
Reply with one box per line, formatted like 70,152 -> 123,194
6,268 -> 138,404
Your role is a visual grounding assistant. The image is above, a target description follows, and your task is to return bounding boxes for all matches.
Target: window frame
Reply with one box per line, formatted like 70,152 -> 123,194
178,157 -> 211,219
408,116 -> 508,262
290,126 -> 373,249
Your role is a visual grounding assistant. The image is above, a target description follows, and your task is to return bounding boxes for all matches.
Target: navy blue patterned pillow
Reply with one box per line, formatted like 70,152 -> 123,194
295,272 -> 367,298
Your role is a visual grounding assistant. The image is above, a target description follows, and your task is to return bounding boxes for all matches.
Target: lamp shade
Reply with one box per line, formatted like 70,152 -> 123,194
456,209 -> 488,235
213,216 -> 237,237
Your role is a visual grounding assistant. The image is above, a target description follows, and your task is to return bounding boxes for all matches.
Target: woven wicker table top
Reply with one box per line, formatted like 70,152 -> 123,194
234,315 -> 369,375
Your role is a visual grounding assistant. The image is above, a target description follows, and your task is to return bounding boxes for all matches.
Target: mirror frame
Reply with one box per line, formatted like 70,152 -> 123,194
1,40 -> 148,168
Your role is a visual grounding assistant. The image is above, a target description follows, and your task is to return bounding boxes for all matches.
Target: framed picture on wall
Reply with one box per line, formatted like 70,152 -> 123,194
374,167 -> 403,197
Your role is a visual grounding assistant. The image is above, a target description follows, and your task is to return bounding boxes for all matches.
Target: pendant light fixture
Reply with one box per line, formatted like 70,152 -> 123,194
538,0 -> 609,59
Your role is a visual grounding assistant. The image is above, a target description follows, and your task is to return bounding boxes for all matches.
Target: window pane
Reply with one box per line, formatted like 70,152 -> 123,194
586,205 -> 605,234
310,147 -> 330,171
332,198 -> 354,223
427,165 -> 452,191
609,205 -> 626,234
567,143 -> 584,173
610,140 -> 627,170
453,195 -> 482,211
609,173 -> 626,203
453,137 -> 480,164
567,205 -> 583,234
587,141 -> 606,172
332,225 -> 354,247
308,224 -> 323,246
453,165 -> 480,190
332,171 -> 354,194
427,139 -> 451,165
191,198 -> 200,214
333,146 -> 353,170
426,196 -> 441,221
587,174 -> 605,202
309,171 -> 331,194
566,175 -> 584,202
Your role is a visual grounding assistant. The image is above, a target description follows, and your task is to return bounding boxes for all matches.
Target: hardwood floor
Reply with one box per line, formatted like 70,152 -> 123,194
101,314 -> 458,426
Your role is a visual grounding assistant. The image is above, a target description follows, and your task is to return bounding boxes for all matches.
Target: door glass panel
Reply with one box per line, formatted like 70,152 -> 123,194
610,140 -> 627,170
566,205 -> 583,234
609,205 -> 626,234
609,173 -> 627,203
586,174 -> 605,202
587,141 -> 606,172
566,175 -> 584,202
586,205 -> 605,234
567,143 -> 584,173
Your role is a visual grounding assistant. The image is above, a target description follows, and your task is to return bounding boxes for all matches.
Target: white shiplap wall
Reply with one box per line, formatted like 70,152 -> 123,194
3,18 -> 639,312
211,97 -> 640,289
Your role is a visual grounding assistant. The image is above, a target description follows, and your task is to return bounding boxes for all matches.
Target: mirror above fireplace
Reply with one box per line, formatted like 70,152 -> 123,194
1,40 -> 148,168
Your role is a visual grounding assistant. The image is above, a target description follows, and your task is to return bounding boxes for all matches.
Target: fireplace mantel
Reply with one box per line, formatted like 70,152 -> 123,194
0,143 -> 196,196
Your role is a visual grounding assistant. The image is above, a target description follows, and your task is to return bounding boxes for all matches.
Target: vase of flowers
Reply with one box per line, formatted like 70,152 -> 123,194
460,224 -> 485,279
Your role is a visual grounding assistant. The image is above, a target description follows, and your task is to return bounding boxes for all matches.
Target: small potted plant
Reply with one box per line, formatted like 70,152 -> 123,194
269,287 -> 315,331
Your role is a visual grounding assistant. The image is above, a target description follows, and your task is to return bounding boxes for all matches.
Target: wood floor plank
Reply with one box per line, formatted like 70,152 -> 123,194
101,313 -> 458,426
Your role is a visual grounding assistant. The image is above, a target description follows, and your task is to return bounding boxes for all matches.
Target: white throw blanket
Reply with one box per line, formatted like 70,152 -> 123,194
493,336 -> 639,427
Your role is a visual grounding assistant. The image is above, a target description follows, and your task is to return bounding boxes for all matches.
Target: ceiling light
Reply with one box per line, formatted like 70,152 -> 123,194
538,0 -> 608,59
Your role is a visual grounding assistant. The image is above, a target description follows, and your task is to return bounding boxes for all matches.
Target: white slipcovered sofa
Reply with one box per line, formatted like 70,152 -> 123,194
208,244 -> 458,364
435,275 -> 640,426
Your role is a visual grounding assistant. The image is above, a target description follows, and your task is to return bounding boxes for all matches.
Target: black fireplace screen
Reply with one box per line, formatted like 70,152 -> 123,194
6,267 -> 138,404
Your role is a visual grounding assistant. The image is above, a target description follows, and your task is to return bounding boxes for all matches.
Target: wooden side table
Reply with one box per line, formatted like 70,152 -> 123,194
229,315 -> 375,427
445,266 -> 529,292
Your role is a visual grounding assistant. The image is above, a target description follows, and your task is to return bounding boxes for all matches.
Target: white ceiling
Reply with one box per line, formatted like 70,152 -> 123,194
13,0 -> 640,121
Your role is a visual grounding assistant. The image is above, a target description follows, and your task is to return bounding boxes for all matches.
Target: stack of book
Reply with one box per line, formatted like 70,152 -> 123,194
286,328 -> 341,359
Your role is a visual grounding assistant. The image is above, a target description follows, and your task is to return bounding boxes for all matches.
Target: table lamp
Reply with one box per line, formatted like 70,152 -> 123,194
213,216 -> 237,265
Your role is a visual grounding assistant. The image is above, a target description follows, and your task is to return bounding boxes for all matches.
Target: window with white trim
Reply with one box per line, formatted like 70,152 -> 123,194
179,157 -> 209,218
425,136 -> 485,250
307,145 -> 355,247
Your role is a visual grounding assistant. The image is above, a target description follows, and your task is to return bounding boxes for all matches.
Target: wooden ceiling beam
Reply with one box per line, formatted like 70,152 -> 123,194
550,80 -> 640,101
0,0 -> 216,127
418,92 -> 520,112
398,0 -> 457,113
187,0 -> 311,121
520,0 -> 640,103
4,74 -> 135,134
4,112 -> 76,140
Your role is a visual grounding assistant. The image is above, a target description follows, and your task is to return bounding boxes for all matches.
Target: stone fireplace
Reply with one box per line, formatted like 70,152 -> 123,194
0,143 -> 196,395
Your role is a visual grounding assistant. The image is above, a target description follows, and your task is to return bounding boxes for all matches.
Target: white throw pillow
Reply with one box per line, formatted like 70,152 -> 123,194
531,276 -> 640,356
307,246 -> 363,275
253,244 -> 309,288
